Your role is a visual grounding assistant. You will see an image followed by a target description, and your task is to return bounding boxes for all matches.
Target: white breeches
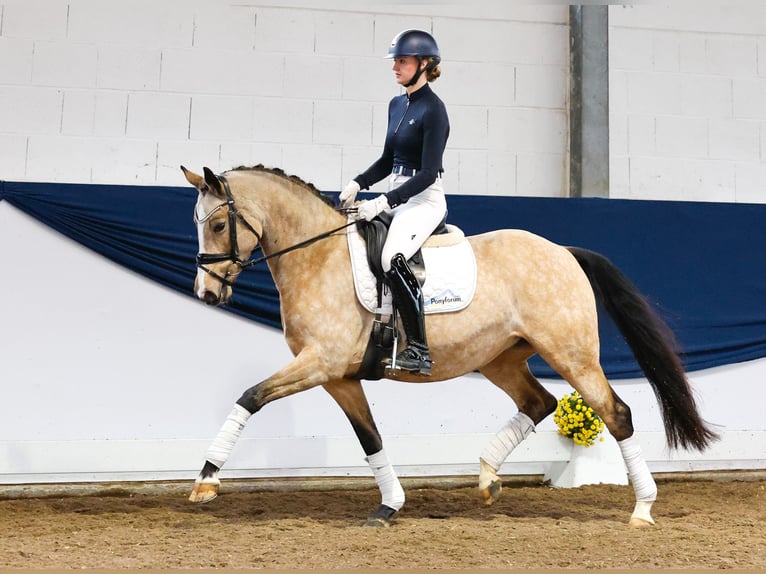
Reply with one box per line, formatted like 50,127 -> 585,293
380,174 -> 447,273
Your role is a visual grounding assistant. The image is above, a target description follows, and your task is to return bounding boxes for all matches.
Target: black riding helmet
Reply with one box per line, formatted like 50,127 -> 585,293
385,29 -> 441,87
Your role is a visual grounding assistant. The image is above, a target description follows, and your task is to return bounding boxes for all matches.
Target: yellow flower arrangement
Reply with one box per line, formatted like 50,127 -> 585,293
553,390 -> 605,447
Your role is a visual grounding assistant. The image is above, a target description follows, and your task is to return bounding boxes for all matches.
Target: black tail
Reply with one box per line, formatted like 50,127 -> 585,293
568,247 -> 718,451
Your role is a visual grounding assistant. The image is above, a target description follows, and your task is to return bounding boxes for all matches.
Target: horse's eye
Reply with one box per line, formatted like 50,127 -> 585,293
212,222 -> 226,233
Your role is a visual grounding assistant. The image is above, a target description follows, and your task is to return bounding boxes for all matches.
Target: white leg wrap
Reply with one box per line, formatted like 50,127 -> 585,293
366,449 -> 405,511
618,434 -> 657,502
480,412 -> 535,474
205,404 -> 252,469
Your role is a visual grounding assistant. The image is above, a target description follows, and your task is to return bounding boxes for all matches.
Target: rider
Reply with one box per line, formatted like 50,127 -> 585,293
340,29 -> 450,376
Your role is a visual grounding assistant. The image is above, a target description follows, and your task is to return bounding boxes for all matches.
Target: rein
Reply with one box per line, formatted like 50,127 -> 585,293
195,174 -> 356,286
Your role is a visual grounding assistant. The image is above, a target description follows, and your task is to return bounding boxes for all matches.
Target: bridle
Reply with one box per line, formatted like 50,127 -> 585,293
194,174 -> 356,287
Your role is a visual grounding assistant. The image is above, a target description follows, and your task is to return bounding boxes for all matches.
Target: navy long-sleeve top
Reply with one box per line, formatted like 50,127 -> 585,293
354,83 -> 450,208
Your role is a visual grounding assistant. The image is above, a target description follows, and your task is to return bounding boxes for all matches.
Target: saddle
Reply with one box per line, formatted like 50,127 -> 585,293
353,213 -> 457,380
356,211 -> 449,288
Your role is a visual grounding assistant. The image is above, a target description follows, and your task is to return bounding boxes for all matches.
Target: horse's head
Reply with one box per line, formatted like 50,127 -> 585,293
181,166 -> 263,306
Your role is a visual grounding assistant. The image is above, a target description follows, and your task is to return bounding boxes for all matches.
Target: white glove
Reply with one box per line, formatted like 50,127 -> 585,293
339,180 -> 361,207
357,194 -> 390,221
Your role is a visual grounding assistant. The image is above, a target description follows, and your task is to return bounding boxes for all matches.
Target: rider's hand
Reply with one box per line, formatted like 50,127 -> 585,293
339,180 -> 361,207
357,194 -> 390,221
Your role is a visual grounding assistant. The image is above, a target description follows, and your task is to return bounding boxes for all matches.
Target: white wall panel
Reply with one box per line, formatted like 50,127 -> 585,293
516,152 -> 566,198
314,11 -> 375,57
192,5 -> 256,51
680,76 -> 733,117
733,78 -> 766,120
486,148 -> 517,197
488,108 -> 567,154
734,164 -> 766,203
610,4 -> 766,203
190,95 -> 254,142
0,86 -> 62,134
0,134 -> 26,180
66,1 -> 194,49
609,2 -> 766,36
448,106 -> 488,150
97,46 -> 162,91
654,116 -> 708,159
126,93 -> 191,140
626,156 -> 736,202
156,140 -> 221,183
313,100 -> 371,145
514,65 -> 567,109
0,36 -> 33,82
61,91 -> 97,136
1,0 -> 68,40
709,118 -> 760,162
0,1 -> 569,196
32,41 -> 97,88
252,98 -> 314,143
283,54 -> 344,100
281,144 -> 341,191
253,8 -> 315,53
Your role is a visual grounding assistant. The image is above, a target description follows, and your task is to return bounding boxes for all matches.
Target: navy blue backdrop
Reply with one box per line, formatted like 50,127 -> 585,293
2,179 -> 765,379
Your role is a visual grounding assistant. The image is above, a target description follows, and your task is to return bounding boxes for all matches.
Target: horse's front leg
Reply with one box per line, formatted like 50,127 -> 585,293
189,348 -> 330,504
323,379 -> 404,527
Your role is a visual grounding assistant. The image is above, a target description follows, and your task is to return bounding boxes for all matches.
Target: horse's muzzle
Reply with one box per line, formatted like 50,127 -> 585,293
201,290 -> 221,306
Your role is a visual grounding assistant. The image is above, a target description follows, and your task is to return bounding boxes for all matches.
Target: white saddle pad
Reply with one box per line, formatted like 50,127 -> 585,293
347,219 -> 477,314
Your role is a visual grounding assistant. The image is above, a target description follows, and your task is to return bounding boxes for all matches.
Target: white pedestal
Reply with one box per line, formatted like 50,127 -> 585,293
543,430 -> 628,488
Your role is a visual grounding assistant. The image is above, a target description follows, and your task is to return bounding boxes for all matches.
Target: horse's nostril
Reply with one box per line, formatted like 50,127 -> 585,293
202,291 -> 220,306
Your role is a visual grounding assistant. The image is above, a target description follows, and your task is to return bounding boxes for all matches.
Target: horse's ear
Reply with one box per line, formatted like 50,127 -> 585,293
181,165 -> 209,194
203,167 -> 225,198
180,165 -> 223,197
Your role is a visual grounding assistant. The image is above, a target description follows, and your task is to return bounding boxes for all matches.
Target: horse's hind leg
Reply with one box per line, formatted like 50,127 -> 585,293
541,349 -> 658,527
477,346 -> 558,505
323,379 -> 404,527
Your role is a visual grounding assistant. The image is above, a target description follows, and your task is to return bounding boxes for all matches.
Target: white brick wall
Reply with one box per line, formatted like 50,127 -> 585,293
0,0 -> 569,197
5,2 -> 762,203
609,4 -> 766,203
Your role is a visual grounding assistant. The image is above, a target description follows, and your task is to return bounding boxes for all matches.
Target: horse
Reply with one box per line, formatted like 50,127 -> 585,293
181,164 -> 717,528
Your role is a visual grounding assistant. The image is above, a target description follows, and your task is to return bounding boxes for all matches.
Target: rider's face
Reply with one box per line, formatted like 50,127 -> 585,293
392,56 -> 423,86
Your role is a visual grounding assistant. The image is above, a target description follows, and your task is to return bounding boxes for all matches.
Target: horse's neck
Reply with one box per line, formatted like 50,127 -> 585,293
241,179 -> 347,283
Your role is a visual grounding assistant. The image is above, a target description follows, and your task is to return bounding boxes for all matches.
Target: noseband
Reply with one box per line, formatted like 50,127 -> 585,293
194,173 -> 356,288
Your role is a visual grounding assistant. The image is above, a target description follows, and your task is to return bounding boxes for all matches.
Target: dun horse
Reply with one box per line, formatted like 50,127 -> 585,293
182,165 -> 716,527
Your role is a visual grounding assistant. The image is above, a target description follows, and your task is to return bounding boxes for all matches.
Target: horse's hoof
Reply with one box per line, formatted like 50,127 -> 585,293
364,516 -> 392,527
628,500 -> 655,527
480,478 -> 502,506
364,504 -> 397,527
189,481 -> 219,503
628,516 -> 655,528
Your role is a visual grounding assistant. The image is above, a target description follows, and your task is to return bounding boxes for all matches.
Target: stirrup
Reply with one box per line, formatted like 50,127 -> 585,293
385,347 -> 432,376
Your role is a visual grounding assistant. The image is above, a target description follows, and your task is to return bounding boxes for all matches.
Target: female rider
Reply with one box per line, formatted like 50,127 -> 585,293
340,29 -> 450,376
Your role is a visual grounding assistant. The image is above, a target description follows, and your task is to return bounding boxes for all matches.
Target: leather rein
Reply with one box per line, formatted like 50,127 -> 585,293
194,174 -> 356,287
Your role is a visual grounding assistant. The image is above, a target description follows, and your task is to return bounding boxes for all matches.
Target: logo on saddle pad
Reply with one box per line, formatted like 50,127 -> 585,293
428,289 -> 463,308
347,221 -> 477,314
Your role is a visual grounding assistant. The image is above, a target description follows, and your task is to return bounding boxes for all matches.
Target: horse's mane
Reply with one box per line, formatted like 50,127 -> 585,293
229,164 -> 335,207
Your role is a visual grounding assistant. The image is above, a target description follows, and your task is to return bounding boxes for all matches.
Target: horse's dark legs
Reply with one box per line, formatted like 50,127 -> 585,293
477,347 -> 558,504
322,379 -> 403,527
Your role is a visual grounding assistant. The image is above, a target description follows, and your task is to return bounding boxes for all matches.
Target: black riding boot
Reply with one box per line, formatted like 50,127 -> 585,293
385,253 -> 432,376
